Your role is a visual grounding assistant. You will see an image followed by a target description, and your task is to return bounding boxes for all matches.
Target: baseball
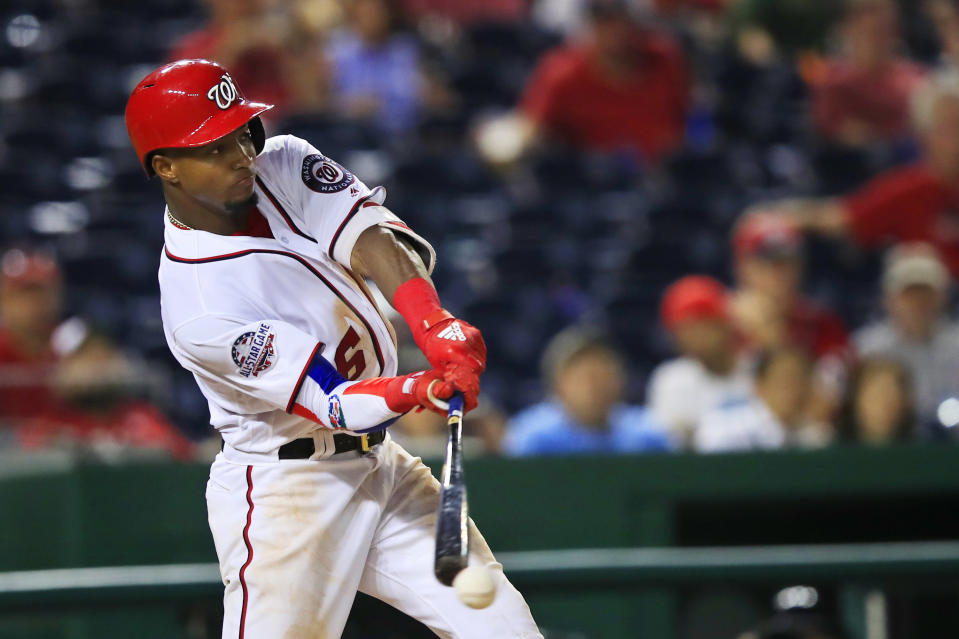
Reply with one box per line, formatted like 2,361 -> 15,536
453,566 -> 497,609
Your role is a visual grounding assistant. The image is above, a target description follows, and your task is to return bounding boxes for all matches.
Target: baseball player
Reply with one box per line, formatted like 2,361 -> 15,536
124,59 -> 542,639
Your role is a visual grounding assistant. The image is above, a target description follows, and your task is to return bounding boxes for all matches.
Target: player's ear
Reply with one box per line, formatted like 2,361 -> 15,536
151,154 -> 178,183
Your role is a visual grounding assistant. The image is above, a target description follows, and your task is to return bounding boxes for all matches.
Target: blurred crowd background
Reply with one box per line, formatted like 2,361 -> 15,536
1,0 -> 959,472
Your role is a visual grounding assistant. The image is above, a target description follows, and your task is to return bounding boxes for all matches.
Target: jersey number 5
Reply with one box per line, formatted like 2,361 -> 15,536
334,326 -> 367,381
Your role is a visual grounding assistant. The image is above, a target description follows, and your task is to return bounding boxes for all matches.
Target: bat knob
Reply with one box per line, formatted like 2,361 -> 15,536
434,556 -> 468,587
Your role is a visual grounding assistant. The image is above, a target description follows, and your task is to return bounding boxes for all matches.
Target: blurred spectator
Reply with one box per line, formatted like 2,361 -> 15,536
835,356 -> 916,445
727,0 -> 842,63
477,0 -> 689,166
775,73 -> 959,277
928,0 -> 959,73
854,243 -> 959,425
0,248 -> 66,427
503,327 -> 672,456
647,275 -> 752,446
325,0 -> 436,134
655,0 -> 724,13
402,0 -> 527,27
0,249 -> 189,459
729,214 -> 850,364
807,0 -> 926,147
694,346 -> 829,452
16,329 -> 193,461
169,0 -> 326,118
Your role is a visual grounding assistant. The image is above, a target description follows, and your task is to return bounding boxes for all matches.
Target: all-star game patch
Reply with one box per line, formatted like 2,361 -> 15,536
301,154 -> 355,194
232,323 -> 277,378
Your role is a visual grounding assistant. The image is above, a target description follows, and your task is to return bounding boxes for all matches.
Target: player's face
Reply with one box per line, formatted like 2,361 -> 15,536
163,126 -> 258,213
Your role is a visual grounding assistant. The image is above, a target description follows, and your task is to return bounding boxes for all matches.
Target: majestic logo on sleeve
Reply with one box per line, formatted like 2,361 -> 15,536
328,395 -> 347,429
302,154 -> 355,193
207,73 -> 239,110
232,323 -> 277,377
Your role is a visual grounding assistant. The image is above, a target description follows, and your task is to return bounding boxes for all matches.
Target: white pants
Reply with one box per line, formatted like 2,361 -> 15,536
206,435 -> 543,639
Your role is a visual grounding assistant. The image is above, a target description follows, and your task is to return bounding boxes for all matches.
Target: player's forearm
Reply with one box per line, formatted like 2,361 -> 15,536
352,223 -> 486,412
351,225 -> 431,301
292,354 -> 452,432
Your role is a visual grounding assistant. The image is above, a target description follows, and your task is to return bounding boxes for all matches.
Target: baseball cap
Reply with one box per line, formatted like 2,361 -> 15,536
733,214 -> 802,261
882,243 -> 950,294
0,248 -> 60,288
660,275 -> 728,330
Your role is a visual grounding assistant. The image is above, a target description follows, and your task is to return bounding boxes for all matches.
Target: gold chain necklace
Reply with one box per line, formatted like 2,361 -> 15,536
166,209 -> 194,230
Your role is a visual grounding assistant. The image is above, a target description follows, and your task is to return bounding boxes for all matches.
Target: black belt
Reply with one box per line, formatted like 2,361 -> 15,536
278,431 -> 386,459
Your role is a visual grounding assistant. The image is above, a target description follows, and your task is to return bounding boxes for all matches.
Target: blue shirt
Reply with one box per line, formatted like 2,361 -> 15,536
503,400 -> 673,457
326,31 -> 421,134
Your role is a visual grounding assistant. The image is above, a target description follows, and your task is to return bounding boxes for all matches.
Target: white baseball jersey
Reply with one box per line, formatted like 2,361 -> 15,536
159,134 -> 543,638
159,134 -> 436,455
647,356 -> 752,441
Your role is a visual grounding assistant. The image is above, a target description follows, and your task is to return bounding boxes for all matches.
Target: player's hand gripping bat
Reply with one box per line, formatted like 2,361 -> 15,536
433,391 -> 469,586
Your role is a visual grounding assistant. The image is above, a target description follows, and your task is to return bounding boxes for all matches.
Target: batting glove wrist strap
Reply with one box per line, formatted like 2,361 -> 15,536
392,277 -> 487,389
392,277 -> 446,342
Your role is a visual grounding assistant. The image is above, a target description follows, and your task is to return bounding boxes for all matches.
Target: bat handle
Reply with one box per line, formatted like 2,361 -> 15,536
447,391 -> 465,416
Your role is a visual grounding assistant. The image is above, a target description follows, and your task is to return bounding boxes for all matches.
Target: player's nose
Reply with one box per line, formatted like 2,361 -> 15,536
232,138 -> 255,169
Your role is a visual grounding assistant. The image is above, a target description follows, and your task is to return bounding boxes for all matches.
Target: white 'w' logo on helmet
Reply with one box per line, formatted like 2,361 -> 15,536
207,73 -> 238,110
437,322 -> 467,342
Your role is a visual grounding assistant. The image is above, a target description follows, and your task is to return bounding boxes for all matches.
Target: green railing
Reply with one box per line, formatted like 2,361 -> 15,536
4,444 -> 959,637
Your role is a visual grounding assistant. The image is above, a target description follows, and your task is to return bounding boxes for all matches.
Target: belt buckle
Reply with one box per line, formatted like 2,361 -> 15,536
359,434 -> 371,454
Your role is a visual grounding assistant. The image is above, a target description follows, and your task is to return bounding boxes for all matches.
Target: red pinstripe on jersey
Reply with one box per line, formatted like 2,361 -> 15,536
238,465 -> 255,639
255,176 -> 317,243
163,247 -> 386,378
288,342 -> 325,413
328,192 -> 378,259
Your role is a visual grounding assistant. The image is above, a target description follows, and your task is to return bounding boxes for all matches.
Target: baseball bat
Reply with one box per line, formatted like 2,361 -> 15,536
434,392 -> 469,586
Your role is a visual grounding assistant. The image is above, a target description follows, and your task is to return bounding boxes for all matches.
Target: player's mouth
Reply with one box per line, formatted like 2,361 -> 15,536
234,175 -> 255,188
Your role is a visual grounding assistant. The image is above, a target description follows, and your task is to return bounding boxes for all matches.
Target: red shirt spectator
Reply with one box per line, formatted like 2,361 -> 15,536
811,59 -> 925,143
520,28 -> 688,161
787,298 -> 850,361
0,249 -> 65,425
17,401 -> 194,461
0,329 -> 58,423
402,0 -> 527,25
842,165 -> 959,276
653,0 -> 724,13
168,0 -> 311,117
169,30 -> 291,117
731,214 -> 850,363
808,0 -> 926,145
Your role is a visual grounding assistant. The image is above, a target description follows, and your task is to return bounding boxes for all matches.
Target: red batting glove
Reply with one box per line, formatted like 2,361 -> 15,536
383,370 -> 455,416
392,277 -> 487,379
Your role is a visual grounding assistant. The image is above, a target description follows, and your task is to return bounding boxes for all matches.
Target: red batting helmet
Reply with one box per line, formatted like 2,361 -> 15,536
124,59 -> 273,176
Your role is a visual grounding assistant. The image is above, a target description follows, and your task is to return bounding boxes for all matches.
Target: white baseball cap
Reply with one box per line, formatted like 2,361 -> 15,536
883,243 -> 950,294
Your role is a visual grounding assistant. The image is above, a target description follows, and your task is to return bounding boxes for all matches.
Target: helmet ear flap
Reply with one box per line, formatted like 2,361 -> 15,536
250,116 -> 266,155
